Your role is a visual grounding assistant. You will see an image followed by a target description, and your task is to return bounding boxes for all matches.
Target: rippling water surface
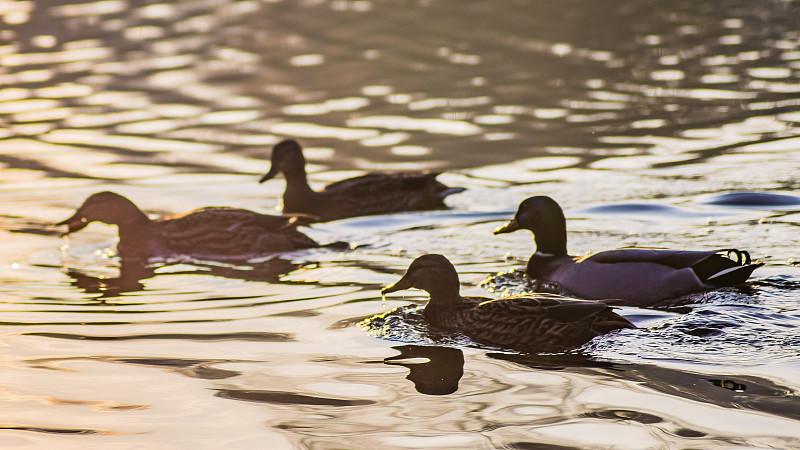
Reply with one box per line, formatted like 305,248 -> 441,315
2,0 -> 800,448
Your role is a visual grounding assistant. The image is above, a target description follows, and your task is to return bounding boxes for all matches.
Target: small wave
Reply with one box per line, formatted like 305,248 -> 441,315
699,191 -> 800,209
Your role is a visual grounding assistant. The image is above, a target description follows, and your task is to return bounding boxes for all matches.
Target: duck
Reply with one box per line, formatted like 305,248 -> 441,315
494,196 -> 763,305
259,139 -> 465,221
380,254 -> 633,353
57,191 -> 321,260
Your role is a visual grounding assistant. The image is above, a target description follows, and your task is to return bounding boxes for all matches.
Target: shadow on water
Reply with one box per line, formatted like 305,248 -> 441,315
57,256 -> 301,298
215,389 -> 375,407
490,353 -> 800,423
384,344 -> 465,395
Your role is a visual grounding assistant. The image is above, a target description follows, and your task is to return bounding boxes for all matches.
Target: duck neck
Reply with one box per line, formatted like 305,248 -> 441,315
114,208 -> 152,251
422,278 -> 463,328
281,159 -> 315,194
533,220 -> 568,257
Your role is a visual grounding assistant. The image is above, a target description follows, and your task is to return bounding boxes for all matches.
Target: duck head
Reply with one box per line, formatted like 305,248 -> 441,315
493,196 -> 568,255
259,139 -> 307,183
381,254 -> 461,303
57,191 -> 149,236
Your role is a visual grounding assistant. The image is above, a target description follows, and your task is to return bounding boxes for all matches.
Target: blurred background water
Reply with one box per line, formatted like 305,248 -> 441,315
1,0 -> 800,448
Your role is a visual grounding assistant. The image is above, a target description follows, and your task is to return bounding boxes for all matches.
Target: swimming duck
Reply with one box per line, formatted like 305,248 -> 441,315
494,196 -> 763,305
259,139 -> 465,221
57,191 -> 320,260
381,254 -> 633,353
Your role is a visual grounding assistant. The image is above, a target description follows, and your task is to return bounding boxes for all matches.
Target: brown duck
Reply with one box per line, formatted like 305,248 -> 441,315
494,196 -> 763,305
57,191 -> 320,260
259,139 -> 465,221
381,254 -> 633,353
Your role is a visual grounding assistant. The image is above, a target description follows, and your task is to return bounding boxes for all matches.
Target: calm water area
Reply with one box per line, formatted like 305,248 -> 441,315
1,0 -> 800,448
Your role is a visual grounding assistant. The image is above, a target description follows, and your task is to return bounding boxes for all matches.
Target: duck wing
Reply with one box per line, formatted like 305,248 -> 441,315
324,171 -> 441,193
322,171 -> 463,215
461,295 -> 631,352
473,295 -> 613,322
153,208 -> 317,257
580,248 -> 722,267
579,247 -> 762,288
164,207 -> 300,229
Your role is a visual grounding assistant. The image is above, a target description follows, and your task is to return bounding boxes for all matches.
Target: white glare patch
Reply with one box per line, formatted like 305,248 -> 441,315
551,43 -> 572,56
473,114 -> 513,125
651,70 -> 685,81
290,54 -> 325,66
362,85 -> 392,96
390,146 -> 430,156
747,67 -> 792,79
32,35 -> 57,48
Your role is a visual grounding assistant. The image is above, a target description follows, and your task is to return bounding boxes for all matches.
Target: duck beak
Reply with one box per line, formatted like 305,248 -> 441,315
381,273 -> 414,296
493,218 -> 520,235
259,165 -> 280,183
56,213 -> 88,236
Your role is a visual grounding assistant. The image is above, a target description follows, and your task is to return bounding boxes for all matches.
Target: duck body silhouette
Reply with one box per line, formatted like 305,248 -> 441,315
381,254 -> 633,353
58,191 -> 319,260
495,196 -> 763,305
259,140 -> 465,221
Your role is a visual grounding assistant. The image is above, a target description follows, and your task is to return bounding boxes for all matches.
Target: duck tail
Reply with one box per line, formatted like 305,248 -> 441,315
692,249 -> 763,287
715,248 -> 751,265
705,261 -> 764,286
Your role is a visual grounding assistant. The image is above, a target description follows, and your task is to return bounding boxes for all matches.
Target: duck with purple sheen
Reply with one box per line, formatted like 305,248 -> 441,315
259,139 -> 465,222
494,196 -> 764,306
57,191 -> 322,260
380,254 -> 633,353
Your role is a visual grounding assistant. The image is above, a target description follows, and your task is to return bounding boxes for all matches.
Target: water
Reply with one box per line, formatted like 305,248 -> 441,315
1,0 -> 800,447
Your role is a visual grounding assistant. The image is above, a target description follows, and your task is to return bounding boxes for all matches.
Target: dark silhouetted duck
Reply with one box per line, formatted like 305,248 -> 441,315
58,191 -> 320,260
381,254 -> 633,353
259,139 -> 465,221
494,196 -> 763,305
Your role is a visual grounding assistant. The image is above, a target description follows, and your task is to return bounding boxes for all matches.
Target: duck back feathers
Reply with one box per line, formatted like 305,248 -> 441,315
455,295 -> 633,352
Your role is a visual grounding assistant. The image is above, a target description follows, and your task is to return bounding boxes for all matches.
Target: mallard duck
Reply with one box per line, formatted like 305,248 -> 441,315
259,139 -> 465,221
494,196 -> 763,305
57,191 -> 320,260
381,254 -> 633,353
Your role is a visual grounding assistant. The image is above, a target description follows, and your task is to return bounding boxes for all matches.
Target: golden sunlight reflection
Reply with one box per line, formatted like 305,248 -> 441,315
347,116 -> 483,136
269,122 -> 378,140
467,156 -> 582,182
283,97 -> 370,115
1,1 -> 800,448
42,129 -> 221,153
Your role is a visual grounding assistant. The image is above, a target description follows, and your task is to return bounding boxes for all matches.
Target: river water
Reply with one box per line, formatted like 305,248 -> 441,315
1,0 -> 800,448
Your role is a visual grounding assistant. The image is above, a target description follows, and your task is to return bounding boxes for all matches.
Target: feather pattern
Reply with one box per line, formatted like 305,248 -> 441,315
381,254 -> 633,353
57,191 -> 319,260
494,196 -> 763,305
259,140 -> 465,221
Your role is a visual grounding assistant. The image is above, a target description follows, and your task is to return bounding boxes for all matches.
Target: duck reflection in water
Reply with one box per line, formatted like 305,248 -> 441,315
489,352 -> 800,424
385,345 -> 465,395
64,257 -> 300,299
